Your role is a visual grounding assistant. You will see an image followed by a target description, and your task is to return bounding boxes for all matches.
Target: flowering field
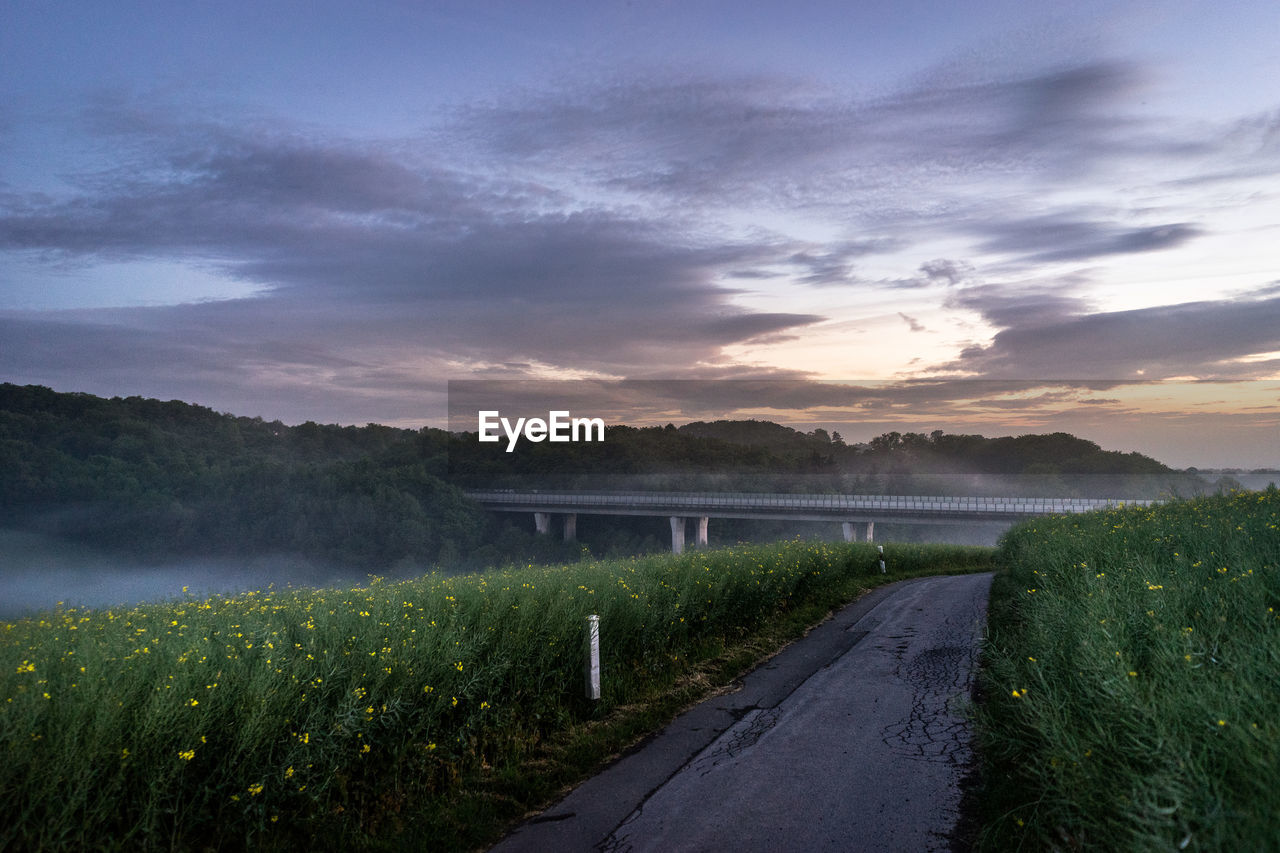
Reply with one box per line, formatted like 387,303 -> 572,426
1,539 -> 991,850
976,488 -> 1280,850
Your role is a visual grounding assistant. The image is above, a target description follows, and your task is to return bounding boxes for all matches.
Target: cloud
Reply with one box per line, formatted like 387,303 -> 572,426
0,119 -> 830,421
875,258 -> 975,290
2,57 -> 1277,431
898,313 -> 926,332
452,61 -> 1165,211
940,284 -> 1280,380
971,214 -> 1204,264
783,240 -> 901,286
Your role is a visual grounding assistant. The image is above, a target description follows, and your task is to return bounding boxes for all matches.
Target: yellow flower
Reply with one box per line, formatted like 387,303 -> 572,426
178,749 -> 196,761
248,782 -> 264,796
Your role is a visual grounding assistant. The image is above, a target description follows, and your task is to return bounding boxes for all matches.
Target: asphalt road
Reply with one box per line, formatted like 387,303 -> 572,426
491,572 -> 994,853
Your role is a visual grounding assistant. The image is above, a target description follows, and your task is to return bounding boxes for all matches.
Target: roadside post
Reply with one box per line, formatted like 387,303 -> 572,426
878,545 -> 886,573
585,614 -> 601,700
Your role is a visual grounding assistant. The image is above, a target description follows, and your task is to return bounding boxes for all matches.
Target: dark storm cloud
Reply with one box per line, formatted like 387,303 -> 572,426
941,284 -> 1280,380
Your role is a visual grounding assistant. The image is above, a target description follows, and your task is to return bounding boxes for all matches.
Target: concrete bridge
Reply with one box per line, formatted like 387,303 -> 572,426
464,490 -> 1151,554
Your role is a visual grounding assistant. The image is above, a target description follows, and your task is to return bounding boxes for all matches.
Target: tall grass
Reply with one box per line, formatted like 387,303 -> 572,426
1,539 -> 991,850
976,488 -> 1280,850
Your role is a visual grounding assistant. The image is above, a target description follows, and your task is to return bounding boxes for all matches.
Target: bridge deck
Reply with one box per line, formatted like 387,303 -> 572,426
464,490 -> 1150,524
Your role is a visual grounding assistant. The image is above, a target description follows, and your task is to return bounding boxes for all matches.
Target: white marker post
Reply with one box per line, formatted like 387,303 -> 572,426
585,614 -> 601,700
878,544 -> 886,574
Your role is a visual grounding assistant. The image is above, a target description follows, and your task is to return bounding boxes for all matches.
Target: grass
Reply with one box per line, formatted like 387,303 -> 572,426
975,487 -> 1280,851
1,539 -> 993,851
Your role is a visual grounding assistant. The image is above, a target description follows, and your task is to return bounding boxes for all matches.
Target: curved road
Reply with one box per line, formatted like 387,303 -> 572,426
492,572 -> 994,852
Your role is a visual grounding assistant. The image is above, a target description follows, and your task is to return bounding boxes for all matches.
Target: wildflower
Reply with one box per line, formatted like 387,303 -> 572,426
248,782 -> 264,796
187,698 -> 199,707
178,749 -> 196,761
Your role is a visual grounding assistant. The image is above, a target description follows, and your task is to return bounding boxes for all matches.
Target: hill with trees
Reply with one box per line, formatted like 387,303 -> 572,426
0,384 -> 483,569
0,383 -> 1228,567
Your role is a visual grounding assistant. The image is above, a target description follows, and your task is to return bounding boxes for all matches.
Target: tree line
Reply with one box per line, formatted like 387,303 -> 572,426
0,384 -> 1236,569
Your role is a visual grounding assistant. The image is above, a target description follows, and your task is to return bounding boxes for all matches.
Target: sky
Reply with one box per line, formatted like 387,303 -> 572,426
1,0 -> 1278,468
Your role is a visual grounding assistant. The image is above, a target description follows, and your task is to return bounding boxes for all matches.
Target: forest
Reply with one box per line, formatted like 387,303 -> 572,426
0,383 -> 1252,569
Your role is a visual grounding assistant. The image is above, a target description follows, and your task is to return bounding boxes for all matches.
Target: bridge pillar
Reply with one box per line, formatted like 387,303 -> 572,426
534,512 -> 551,535
695,516 -> 708,547
842,522 -> 855,542
865,521 -> 875,542
563,513 -> 577,543
670,516 -> 686,555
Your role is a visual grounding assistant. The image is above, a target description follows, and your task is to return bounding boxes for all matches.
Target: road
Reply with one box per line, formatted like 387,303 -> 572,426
491,572 -> 994,853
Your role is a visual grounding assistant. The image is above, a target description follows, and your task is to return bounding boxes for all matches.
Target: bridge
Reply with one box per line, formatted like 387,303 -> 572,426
464,490 -> 1151,554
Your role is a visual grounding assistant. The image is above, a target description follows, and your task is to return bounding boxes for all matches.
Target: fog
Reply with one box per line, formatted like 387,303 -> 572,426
0,530 -> 421,621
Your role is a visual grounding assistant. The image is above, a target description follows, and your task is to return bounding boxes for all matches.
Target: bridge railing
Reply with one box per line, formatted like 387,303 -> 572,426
463,489 -> 1150,515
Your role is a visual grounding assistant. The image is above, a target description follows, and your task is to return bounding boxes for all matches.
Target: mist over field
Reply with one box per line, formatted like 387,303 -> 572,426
0,530 -> 419,621
0,383 -> 1268,620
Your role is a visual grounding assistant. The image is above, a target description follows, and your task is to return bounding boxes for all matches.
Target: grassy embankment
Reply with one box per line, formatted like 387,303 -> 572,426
976,487 -> 1280,850
2,539 -> 992,851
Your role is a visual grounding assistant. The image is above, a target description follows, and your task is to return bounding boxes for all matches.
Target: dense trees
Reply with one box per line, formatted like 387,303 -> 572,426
0,384 -> 482,568
0,384 -> 1225,568
447,417 -> 1199,498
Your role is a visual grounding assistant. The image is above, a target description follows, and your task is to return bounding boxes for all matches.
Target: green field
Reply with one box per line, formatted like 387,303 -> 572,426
977,488 -> 1280,850
1,539 -> 991,851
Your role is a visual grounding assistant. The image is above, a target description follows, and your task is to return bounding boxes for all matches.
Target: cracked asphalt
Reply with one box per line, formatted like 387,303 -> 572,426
490,572 -> 994,853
